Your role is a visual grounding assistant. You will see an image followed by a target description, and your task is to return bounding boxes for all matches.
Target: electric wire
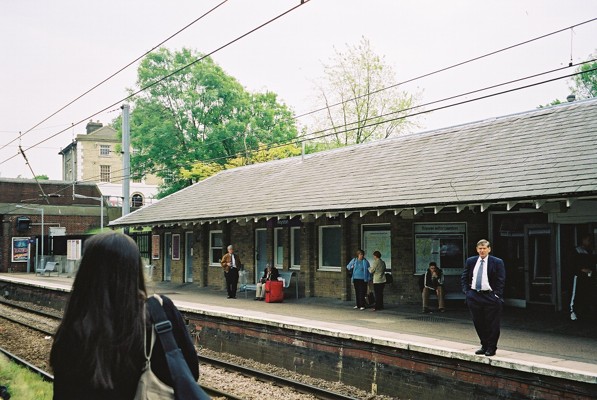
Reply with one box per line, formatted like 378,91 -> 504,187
29,61 -> 597,198
0,0 -> 230,153
0,0 -> 311,167
292,16 -> 597,120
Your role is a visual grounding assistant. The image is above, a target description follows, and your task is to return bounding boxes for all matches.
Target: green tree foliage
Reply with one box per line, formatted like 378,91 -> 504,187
310,37 -> 416,148
540,53 -> 596,107
570,56 -> 597,99
35,174 -> 49,180
180,143 -> 302,181
121,48 -> 298,197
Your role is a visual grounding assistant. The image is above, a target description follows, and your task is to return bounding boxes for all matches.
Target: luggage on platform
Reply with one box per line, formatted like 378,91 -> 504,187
265,280 -> 284,303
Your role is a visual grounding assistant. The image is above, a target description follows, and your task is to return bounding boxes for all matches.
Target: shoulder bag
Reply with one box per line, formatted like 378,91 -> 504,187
134,295 -> 210,400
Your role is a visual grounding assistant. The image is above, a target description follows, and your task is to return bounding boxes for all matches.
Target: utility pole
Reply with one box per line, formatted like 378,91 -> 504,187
121,103 -> 131,217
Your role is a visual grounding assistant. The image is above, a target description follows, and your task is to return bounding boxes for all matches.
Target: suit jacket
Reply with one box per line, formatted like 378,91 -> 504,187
220,253 -> 241,272
461,255 -> 506,298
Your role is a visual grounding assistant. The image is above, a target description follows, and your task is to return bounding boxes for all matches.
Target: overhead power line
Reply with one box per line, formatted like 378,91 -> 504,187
0,0 -> 311,168
0,0 -> 229,154
293,16 -> 597,120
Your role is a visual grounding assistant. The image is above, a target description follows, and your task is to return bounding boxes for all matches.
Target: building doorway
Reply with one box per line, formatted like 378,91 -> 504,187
255,229 -> 268,283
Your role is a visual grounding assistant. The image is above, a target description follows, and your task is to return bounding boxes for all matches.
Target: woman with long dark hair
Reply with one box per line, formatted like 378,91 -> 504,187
50,232 -> 198,399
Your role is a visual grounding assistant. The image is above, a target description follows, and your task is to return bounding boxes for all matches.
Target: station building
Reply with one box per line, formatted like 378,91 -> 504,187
110,98 -> 597,311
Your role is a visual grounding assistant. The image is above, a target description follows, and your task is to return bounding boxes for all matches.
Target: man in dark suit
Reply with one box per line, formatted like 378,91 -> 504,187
221,245 -> 241,299
461,239 -> 506,356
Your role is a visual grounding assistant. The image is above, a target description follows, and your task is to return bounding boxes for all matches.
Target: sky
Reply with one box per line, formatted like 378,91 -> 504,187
1,0 -> 596,180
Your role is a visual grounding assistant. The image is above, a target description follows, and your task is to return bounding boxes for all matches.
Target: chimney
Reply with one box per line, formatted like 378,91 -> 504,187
86,120 -> 103,134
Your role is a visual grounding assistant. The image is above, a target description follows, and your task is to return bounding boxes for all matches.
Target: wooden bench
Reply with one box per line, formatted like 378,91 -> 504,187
36,261 -> 59,276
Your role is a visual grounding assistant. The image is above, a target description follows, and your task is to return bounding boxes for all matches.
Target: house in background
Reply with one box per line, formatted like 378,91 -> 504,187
58,120 -> 161,208
110,99 -> 597,312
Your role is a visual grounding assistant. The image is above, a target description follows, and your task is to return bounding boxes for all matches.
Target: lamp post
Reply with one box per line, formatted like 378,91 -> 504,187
74,194 -> 104,230
15,205 -> 44,271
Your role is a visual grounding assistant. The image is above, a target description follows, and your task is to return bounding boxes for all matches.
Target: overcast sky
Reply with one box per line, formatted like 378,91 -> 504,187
1,0 -> 596,180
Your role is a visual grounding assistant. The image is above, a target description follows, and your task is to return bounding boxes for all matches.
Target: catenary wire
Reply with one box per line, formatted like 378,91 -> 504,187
0,0 -> 311,167
0,0 -> 230,153
31,61 -> 597,198
292,16 -> 597,120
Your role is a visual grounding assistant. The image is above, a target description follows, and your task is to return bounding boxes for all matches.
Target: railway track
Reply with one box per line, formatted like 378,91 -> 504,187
0,301 -> 359,399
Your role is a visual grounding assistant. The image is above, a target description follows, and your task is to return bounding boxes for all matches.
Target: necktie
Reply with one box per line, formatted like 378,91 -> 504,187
475,259 -> 484,290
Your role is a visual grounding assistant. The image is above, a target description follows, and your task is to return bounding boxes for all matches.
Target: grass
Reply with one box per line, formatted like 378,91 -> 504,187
0,354 -> 52,400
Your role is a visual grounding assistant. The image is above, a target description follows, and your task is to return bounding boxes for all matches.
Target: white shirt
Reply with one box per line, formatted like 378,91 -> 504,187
230,254 -> 236,268
471,256 -> 492,291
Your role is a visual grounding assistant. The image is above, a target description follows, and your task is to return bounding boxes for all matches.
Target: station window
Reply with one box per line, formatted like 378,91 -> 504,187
274,228 -> 283,268
290,227 -> 301,270
131,193 -> 144,208
319,225 -> 341,270
209,231 -> 223,266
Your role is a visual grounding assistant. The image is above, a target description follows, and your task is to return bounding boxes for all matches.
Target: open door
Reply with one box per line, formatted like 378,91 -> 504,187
524,224 -> 557,308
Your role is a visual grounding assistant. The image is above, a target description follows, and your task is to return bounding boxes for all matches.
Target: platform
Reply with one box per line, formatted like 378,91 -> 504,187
2,272 -> 596,387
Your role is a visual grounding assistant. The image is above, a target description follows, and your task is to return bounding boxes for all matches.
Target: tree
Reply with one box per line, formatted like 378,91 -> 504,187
540,54 -> 596,107
180,143 -> 302,182
309,37 -> 416,148
570,56 -> 597,99
35,175 -> 49,180
118,48 -> 298,197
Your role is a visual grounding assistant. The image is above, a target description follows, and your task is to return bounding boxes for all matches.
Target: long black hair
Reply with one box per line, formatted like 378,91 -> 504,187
50,231 -> 147,389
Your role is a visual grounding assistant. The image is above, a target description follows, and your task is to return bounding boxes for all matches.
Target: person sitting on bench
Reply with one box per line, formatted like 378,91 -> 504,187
255,264 -> 279,301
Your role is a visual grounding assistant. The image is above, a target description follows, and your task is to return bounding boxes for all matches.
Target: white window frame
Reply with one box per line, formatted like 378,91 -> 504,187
209,230 -> 223,266
99,165 -> 111,182
290,226 -> 301,270
99,144 -> 111,157
318,225 -> 342,271
274,227 -> 283,268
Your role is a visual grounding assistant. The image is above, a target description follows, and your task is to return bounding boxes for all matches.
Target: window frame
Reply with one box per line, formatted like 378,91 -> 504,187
274,227 -> 283,269
318,225 -> 342,271
99,165 -> 111,182
290,226 -> 301,270
209,230 -> 223,266
99,144 -> 111,157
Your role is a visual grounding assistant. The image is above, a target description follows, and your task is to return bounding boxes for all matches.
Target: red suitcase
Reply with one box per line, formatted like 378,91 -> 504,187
265,280 -> 284,303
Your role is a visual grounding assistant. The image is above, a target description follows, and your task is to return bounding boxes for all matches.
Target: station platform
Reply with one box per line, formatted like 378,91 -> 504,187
2,272 -> 596,387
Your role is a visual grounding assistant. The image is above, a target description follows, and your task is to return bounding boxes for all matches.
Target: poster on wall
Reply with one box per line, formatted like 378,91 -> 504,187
363,229 -> 391,269
414,223 -> 466,275
172,234 -> 181,260
67,240 -> 82,260
12,237 -> 30,262
151,235 -> 160,260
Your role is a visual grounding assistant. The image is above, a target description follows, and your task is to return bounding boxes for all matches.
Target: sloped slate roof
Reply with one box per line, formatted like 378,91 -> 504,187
111,98 -> 597,227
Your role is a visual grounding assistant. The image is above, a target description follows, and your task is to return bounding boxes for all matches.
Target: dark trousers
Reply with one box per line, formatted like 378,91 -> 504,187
373,283 -> 385,310
466,290 -> 503,350
353,279 -> 367,308
225,268 -> 239,298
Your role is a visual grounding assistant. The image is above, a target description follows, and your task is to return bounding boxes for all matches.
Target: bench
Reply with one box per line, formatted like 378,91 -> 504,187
420,274 -> 465,302
36,261 -> 59,276
240,270 -> 298,299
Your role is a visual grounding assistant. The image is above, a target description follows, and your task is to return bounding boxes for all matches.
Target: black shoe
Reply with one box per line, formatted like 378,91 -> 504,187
254,298 -> 260,301
475,347 -> 487,355
485,349 -> 497,357
422,308 -> 430,314
227,296 -> 232,299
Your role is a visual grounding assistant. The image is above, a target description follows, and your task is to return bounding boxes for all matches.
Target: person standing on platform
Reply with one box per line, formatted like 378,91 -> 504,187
221,245 -> 242,299
368,251 -> 387,311
421,262 -> 445,313
461,239 -> 506,357
569,234 -> 596,321
347,249 -> 371,310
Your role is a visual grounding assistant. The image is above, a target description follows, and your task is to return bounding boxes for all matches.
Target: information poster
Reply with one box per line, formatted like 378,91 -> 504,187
152,235 -> 160,260
12,237 -> 30,262
363,230 -> 391,270
414,223 -> 466,275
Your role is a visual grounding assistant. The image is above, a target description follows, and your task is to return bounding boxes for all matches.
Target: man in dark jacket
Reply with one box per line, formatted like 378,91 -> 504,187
461,239 -> 506,357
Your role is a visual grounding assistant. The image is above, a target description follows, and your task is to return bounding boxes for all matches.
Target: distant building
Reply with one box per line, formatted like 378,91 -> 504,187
58,120 -> 161,207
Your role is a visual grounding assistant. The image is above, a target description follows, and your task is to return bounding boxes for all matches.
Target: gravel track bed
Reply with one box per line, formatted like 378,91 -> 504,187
0,300 -> 396,399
